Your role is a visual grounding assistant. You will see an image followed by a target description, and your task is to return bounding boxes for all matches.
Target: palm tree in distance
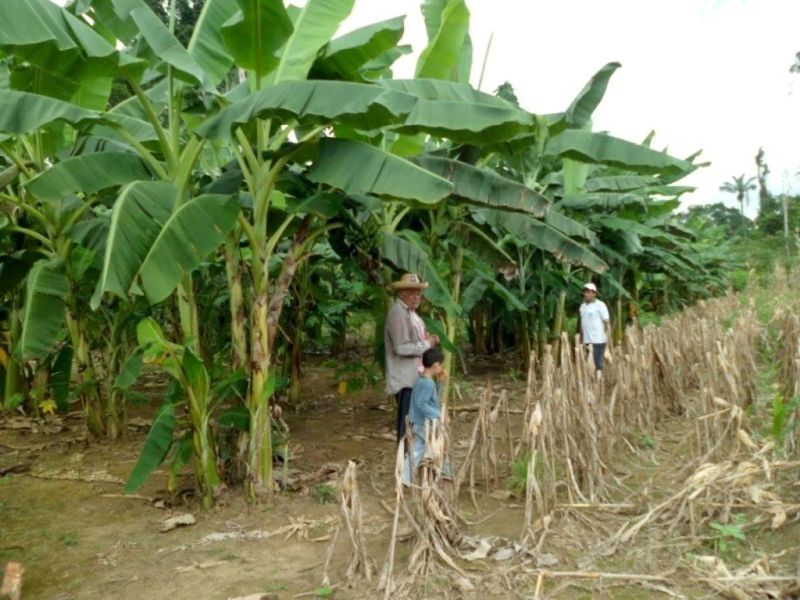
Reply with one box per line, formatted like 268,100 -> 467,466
720,174 -> 757,237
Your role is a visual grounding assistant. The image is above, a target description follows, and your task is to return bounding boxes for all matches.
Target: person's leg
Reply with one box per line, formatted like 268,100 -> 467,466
593,343 -> 606,371
396,388 -> 412,441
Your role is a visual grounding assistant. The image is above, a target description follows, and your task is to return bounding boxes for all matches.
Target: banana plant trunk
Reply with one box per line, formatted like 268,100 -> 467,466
177,277 -> 221,505
66,310 -> 104,436
247,216 -> 313,500
224,235 -> 249,371
550,289 -> 567,359
4,304 -> 25,405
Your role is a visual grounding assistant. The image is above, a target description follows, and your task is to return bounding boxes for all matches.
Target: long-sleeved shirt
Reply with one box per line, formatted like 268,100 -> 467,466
409,376 -> 441,434
385,299 -> 430,394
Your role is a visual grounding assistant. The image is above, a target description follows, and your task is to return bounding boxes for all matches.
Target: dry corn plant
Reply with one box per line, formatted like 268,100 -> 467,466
322,460 -> 373,588
516,296 -> 765,533
454,384 -> 510,506
602,445 -> 800,555
379,421 -> 465,599
774,306 -> 800,456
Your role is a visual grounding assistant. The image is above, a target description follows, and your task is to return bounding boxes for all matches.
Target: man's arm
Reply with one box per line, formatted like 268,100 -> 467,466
387,306 -> 429,357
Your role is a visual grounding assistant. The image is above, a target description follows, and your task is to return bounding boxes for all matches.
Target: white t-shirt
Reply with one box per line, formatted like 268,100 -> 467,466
580,300 -> 610,344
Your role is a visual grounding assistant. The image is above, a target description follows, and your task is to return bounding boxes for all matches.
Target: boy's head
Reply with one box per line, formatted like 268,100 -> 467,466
422,347 -> 445,376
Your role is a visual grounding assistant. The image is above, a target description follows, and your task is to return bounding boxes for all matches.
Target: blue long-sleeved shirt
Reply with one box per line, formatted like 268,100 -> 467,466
409,376 -> 441,434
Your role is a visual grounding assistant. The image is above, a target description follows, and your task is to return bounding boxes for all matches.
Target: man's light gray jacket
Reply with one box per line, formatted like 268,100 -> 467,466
384,299 -> 430,395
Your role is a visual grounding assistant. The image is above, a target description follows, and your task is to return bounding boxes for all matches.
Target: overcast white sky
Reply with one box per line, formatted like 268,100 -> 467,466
338,0 -> 800,216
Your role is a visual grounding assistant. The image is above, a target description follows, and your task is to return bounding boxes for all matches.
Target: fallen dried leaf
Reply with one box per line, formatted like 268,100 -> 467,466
489,489 -> 513,500
160,513 -> 196,532
453,576 -> 475,591
462,538 -> 492,562
492,547 -> 515,561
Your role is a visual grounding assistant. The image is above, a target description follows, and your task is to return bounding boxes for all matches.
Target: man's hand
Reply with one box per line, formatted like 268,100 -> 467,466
427,334 -> 440,346
437,369 -> 449,382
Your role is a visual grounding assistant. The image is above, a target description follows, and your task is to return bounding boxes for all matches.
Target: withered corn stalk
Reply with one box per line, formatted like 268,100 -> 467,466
379,420 -> 464,597
520,296 -> 762,526
454,384 -> 504,505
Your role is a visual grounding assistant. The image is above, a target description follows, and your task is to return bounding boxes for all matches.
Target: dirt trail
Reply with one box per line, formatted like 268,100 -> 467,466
2,360 -> 799,599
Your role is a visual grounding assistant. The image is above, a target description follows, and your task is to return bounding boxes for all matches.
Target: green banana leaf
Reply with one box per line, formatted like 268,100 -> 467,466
19,258 -> 69,360
0,89 -> 97,134
129,5 -> 207,85
360,45 -> 412,80
416,0 -> 470,81
309,139 -> 453,203
220,0 -> 292,79
414,156 -> 550,216
196,80 -> 414,139
459,275 -> 489,314
481,210 -> 608,273
381,232 -> 427,275
557,192 -> 647,211
134,192 -> 240,303
545,209 -> 598,245
51,344 -> 73,412
198,78 -> 532,145
0,0 -> 144,80
93,182 -> 240,307
595,215 -> 675,240
186,0 -> 239,86
114,349 -> 145,390
9,62 -> 112,111
314,16 -> 405,79
584,175 -> 658,192
381,79 -> 533,143
565,62 -> 620,128
548,130 -> 694,176
125,401 -> 177,493
267,0 -> 356,84
26,152 -> 153,201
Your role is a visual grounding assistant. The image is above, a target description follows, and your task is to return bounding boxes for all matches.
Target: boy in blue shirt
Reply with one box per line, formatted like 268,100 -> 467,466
404,347 -> 451,485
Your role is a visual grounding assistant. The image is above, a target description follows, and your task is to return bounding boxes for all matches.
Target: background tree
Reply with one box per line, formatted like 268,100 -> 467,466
720,174 -> 757,234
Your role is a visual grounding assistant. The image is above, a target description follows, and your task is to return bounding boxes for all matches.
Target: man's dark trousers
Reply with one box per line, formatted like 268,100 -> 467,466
395,388 -> 413,441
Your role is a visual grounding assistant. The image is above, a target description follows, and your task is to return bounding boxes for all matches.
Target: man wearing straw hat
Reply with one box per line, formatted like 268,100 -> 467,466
385,273 -> 440,442
579,282 -> 610,375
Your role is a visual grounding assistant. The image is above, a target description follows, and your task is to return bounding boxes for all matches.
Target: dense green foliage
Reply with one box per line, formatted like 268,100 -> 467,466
0,0 -> 791,506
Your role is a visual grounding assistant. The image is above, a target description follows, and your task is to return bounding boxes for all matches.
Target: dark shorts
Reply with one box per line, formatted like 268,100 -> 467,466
591,343 -> 606,370
395,388 -> 413,442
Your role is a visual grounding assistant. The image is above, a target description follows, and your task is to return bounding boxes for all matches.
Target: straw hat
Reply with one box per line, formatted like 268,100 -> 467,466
390,273 -> 429,291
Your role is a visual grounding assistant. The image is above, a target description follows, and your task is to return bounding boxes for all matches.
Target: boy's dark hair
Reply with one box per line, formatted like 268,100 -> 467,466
422,347 -> 445,368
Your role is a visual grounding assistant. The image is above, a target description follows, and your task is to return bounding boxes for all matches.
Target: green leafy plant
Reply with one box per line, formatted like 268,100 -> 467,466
639,432 -> 658,450
709,515 -> 747,554
321,358 -> 339,369
314,586 -> 335,598
312,484 -> 338,505
509,452 -> 533,493
772,393 -> 800,450
334,361 -> 380,394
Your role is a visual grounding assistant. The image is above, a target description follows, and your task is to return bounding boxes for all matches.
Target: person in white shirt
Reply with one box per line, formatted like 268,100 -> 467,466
578,282 -> 610,372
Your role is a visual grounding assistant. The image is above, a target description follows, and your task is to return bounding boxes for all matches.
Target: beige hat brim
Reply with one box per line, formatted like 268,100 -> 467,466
390,281 -> 429,290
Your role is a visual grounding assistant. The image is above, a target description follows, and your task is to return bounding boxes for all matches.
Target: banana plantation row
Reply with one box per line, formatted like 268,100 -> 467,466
0,0 -> 737,507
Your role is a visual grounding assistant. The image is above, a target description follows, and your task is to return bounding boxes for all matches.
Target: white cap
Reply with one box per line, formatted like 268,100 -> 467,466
583,282 -> 598,292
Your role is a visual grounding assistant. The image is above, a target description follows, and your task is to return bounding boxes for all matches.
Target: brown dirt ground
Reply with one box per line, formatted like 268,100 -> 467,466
1,359 -> 799,600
